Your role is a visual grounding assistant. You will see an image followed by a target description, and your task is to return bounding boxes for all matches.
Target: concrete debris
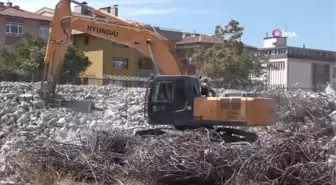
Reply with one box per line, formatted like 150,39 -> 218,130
0,81 -> 335,184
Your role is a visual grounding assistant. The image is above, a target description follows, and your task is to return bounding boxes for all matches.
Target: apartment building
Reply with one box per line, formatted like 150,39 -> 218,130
0,1 -> 50,51
257,36 -> 336,91
175,33 -> 258,74
36,2 -> 183,81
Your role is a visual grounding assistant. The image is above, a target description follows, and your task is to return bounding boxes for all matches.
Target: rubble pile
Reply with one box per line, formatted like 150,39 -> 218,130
0,82 -> 148,143
262,88 -> 336,133
0,81 -> 335,184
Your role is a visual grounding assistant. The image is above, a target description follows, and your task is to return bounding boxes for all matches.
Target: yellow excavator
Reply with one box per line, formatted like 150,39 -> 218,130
39,0 -> 276,142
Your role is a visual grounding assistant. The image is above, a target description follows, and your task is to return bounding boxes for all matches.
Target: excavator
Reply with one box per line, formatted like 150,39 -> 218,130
38,0 -> 276,142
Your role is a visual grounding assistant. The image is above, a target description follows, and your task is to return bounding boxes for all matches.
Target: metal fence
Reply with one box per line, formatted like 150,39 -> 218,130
75,75 -> 329,92
0,71 -> 329,92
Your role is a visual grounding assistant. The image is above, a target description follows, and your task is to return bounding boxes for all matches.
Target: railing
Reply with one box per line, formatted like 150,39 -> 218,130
0,71 -> 329,92
81,75 -> 149,88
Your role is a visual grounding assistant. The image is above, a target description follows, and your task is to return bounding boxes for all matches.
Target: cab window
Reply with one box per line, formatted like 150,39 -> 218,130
174,79 -> 186,110
151,82 -> 173,102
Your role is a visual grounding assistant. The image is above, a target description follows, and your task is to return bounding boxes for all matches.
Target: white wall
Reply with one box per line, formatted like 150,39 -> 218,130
287,59 -> 312,88
287,58 -> 335,89
263,37 -> 287,48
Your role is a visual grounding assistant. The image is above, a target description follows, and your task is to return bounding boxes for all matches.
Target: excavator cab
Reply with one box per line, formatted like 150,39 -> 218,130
147,75 -> 200,127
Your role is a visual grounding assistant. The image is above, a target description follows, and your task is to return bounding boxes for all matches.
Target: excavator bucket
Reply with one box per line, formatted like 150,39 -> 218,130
38,88 -> 99,113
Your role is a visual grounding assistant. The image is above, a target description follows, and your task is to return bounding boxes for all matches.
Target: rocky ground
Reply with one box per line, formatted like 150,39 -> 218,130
0,81 -> 336,185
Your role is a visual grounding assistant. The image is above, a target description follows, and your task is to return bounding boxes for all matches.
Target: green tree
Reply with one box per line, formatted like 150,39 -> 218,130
0,33 -> 91,82
61,43 -> 91,83
193,20 -> 268,86
0,34 -> 45,79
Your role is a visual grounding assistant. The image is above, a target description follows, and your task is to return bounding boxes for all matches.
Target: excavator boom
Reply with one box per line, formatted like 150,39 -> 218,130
40,0 -> 183,100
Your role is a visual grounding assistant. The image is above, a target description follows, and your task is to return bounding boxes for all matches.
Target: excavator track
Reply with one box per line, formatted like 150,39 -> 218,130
213,127 -> 258,143
134,126 -> 258,143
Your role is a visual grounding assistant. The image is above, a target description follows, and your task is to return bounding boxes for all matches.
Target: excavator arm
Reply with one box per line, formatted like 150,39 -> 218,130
40,0 -> 184,102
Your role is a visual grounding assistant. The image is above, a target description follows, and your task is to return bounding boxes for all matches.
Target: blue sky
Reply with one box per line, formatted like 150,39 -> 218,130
17,0 -> 335,51
109,0 -> 336,51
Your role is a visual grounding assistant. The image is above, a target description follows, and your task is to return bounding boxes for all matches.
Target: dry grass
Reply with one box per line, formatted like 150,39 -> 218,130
4,148 -> 147,185
56,179 -> 92,185
55,177 -> 145,185
2,128 -> 335,185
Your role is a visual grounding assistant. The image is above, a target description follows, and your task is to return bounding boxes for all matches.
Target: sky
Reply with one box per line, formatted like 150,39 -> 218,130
11,0 -> 336,51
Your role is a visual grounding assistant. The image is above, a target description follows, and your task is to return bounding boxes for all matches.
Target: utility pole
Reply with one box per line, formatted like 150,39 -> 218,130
285,24 -> 287,32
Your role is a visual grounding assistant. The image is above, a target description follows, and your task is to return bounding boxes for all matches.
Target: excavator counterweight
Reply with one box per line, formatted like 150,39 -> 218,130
40,0 -> 276,143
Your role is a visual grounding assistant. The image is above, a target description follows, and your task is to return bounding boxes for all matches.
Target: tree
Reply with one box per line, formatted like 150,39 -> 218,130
0,33 -> 91,82
193,20 -> 268,86
0,34 -> 45,79
61,43 -> 91,83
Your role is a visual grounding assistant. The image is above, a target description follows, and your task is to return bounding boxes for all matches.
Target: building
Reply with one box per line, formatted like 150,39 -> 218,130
0,1 -> 50,51
36,2 -> 183,83
175,33 -> 258,74
257,36 -> 336,91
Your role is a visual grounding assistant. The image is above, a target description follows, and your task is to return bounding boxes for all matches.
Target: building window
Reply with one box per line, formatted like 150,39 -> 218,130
138,57 -> 153,70
316,65 -> 324,83
302,49 -> 307,56
333,66 -> 336,78
187,53 -> 193,63
271,49 -> 275,55
299,48 -> 303,55
5,22 -> 23,36
176,49 -> 185,57
321,52 -> 327,57
313,64 -> 329,89
39,26 -> 49,38
72,37 -> 76,46
294,48 -> 300,54
112,41 -> 129,48
269,61 -> 285,71
84,36 -> 89,45
327,52 -> 334,58
112,58 -> 128,69
307,50 -> 314,56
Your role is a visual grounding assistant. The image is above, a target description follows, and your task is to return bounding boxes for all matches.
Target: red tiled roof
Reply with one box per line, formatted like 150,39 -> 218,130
176,34 -> 223,45
73,12 -> 92,19
176,34 -> 258,49
0,7 -> 51,21
36,7 -> 93,19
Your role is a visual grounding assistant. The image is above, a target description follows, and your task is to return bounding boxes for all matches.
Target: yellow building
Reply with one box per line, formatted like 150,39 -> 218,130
35,4 -> 183,84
